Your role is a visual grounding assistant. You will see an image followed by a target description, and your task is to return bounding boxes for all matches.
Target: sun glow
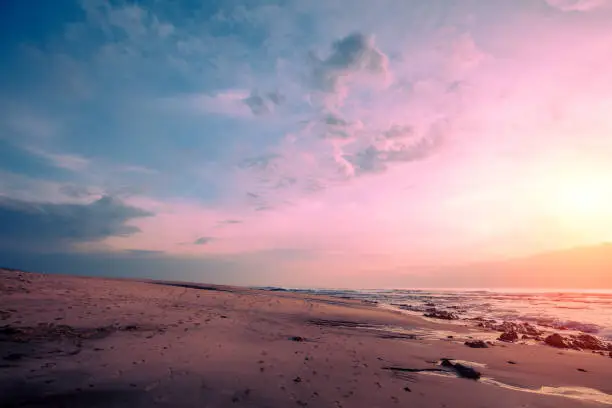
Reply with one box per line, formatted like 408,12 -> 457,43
554,179 -> 609,219
544,166 -> 612,240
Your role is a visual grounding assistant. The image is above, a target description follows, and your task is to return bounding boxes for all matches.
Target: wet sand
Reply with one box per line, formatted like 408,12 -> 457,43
1,269 -> 611,407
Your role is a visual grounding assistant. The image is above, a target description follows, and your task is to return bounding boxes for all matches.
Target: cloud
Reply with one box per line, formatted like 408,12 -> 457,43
345,120 -> 447,175
124,249 -> 164,256
239,153 -> 281,171
25,148 -> 90,171
242,90 -> 284,115
310,32 -> 389,103
382,125 -> 415,139
0,172 -> 103,204
194,236 -> 214,245
544,0 -> 610,11
0,196 -> 153,251
116,165 -> 158,175
158,90 -> 253,117
58,185 -> 96,199
219,219 -> 242,225
319,113 -> 364,140
2,109 -> 58,139
78,0 -> 175,41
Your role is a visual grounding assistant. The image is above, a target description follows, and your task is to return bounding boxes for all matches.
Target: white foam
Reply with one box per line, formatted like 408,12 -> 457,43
481,378 -> 612,405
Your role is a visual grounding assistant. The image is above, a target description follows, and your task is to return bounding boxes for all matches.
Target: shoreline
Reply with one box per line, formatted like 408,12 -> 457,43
286,286 -> 612,345
2,268 -> 612,407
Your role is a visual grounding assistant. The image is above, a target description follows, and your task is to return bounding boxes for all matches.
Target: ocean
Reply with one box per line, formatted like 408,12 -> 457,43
265,287 -> 612,341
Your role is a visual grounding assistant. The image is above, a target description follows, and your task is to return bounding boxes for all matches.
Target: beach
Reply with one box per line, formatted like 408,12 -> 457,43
1,269 -> 611,407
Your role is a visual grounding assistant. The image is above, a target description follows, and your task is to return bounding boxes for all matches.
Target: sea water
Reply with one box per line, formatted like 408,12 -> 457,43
275,287 -> 612,340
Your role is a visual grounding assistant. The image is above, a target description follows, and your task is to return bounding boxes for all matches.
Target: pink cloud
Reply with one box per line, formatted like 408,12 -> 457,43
70,4 -> 612,276
544,0 -> 611,11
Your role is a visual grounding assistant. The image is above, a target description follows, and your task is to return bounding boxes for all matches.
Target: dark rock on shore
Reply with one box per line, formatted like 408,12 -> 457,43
571,334 -> 611,351
544,333 -> 611,351
440,359 -> 481,380
392,304 -> 422,312
477,320 -> 543,337
545,333 -> 568,348
424,309 -> 458,320
498,331 -> 519,342
464,340 -> 488,348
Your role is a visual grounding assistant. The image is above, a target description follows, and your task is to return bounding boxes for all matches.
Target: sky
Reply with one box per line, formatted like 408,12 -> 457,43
1,0 -> 612,288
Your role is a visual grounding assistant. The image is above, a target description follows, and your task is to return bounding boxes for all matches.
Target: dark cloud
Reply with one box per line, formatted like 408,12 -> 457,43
243,93 -> 270,115
245,190 -> 274,213
58,185 -> 95,198
345,146 -> 387,174
124,249 -> 164,256
324,129 -> 352,140
311,32 -> 389,93
273,176 -> 297,189
266,91 -> 284,105
239,153 -> 280,171
194,237 -> 213,245
346,121 -> 446,175
0,196 -> 152,251
304,178 -> 325,193
320,113 -> 361,140
382,125 -> 414,139
323,113 -> 349,126
219,219 -> 242,225
243,90 -> 284,115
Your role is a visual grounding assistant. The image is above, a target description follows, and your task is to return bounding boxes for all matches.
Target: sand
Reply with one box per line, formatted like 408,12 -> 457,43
1,269 -> 611,407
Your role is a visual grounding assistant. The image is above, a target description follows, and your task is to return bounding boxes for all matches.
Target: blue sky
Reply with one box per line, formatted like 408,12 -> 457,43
1,0 -> 612,288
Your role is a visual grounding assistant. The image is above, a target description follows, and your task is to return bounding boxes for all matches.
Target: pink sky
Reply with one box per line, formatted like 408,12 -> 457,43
107,1 -> 612,266
3,0 -> 612,287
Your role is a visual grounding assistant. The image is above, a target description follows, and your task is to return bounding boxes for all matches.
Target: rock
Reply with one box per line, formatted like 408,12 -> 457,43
453,363 -> 482,380
464,340 -> 488,348
290,336 -> 305,342
396,304 -> 422,312
424,310 -> 458,320
542,333 -> 610,351
498,331 -> 519,342
571,334 -> 609,351
476,320 -> 543,337
440,359 -> 481,380
440,359 -> 454,368
507,361 -> 517,364
545,333 -> 568,348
